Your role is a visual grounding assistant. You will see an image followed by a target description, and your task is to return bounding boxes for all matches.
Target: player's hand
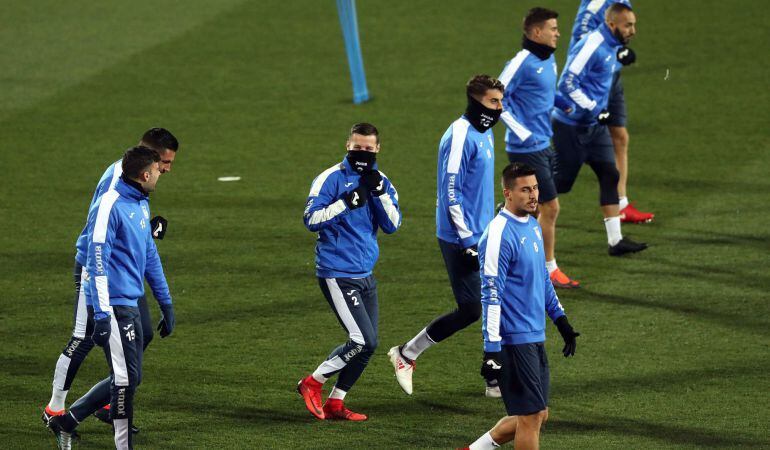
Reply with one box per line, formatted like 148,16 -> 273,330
617,46 -> 636,66
360,170 -> 385,195
554,316 -> 580,357
461,245 -> 480,271
480,352 -> 503,380
157,303 -> 176,338
92,317 -> 111,347
343,185 -> 369,210
597,109 -> 611,125
150,216 -> 168,240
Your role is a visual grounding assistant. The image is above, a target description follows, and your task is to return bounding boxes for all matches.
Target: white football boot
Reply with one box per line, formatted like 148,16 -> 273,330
484,384 -> 502,398
387,346 -> 415,395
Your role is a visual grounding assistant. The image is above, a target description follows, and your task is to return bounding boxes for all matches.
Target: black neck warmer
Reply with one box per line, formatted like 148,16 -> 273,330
120,174 -> 149,196
464,95 -> 501,132
346,150 -> 377,173
522,36 -> 556,60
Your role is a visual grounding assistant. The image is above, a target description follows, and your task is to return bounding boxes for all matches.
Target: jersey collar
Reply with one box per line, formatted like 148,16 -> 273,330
500,207 -> 531,223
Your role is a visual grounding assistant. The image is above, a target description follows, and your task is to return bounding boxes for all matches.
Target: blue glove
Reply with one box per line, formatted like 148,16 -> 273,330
92,317 -> 111,347
157,303 -> 175,338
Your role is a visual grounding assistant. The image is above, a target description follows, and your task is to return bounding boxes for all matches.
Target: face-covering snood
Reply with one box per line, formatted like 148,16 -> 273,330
346,150 -> 377,173
465,95 -> 502,132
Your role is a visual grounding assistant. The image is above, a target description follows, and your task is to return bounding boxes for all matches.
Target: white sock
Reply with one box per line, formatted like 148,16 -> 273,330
311,371 -> 328,384
329,386 -> 347,401
401,328 -> 436,361
619,196 -> 629,210
545,259 -> 558,274
469,431 -> 500,450
48,389 -> 68,412
604,216 -> 623,246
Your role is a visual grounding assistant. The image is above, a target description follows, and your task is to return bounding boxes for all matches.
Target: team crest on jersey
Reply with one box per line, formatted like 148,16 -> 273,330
487,149 -> 492,159
487,135 -> 494,148
141,205 -> 149,219
533,227 -> 542,241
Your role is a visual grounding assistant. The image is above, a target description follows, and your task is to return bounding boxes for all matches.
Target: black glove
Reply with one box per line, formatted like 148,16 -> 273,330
92,317 -> 111,347
150,216 -> 168,240
597,109 -> 611,125
461,245 -> 480,271
157,303 -> 176,338
343,184 -> 369,210
359,170 -> 385,195
480,352 -> 502,380
554,316 -> 580,357
617,46 -> 636,66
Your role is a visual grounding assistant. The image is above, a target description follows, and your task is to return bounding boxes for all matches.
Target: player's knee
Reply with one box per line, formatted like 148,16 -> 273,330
363,336 -> 378,354
519,410 -> 547,428
460,302 -> 482,324
539,199 -> 559,219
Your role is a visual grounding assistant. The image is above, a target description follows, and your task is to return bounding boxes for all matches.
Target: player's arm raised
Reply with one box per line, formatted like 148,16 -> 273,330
304,171 -> 358,232
364,171 -> 401,234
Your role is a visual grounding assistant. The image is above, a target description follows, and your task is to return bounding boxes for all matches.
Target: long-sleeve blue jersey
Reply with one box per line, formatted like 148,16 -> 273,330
553,23 -> 622,126
303,157 -> 401,278
86,178 -> 172,320
499,50 -> 559,153
436,116 -> 495,248
75,160 -> 122,265
568,0 -> 632,52
478,209 -> 565,352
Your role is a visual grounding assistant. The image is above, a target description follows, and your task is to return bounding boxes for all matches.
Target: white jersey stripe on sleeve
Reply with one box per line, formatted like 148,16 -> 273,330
498,50 -> 530,88
309,164 -> 342,197
447,119 -> 470,174
501,111 -> 533,141
486,304 -> 502,343
376,192 -> 400,228
108,161 -> 123,191
483,215 -> 508,276
586,0 -> 607,14
568,31 -> 605,75
449,204 -> 473,240
92,190 -> 120,244
308,199 -> 347,226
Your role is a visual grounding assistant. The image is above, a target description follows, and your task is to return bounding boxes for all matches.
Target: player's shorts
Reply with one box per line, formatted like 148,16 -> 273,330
438,238 -> 481,306
506,147 -> 558,203
500,342 -> 549,416
607,71 -> 626,127
552,119 -> 616,195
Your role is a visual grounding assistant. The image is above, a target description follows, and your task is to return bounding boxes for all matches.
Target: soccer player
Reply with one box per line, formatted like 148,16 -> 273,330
49,146 -> 176,450
551,2 -> 648,256
388,75 -> 504,397
42,128 -> 178,434
296,123 -> 401,421
568,0 -> 654,223
498,7 -> 579,289
461,163 -> 580,450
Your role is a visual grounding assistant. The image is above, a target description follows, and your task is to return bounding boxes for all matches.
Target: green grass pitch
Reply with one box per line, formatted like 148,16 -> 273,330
0,0 -> 768,448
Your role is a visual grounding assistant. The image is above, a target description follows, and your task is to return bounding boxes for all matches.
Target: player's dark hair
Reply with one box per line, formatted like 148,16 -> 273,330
466,74 -> 505,100
122,146 -> 161,179
606,2 -> 633,21
349,122 -> 380,144
141,127 -> 179,152
502,162 -> 537,188
523,7 -> 559,35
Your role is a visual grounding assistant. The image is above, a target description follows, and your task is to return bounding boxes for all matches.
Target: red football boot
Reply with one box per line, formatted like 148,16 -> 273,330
549,268 -> 580,289
620,202 -> 654,223
297,375 -> 325,420
323,398 -> 368,421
